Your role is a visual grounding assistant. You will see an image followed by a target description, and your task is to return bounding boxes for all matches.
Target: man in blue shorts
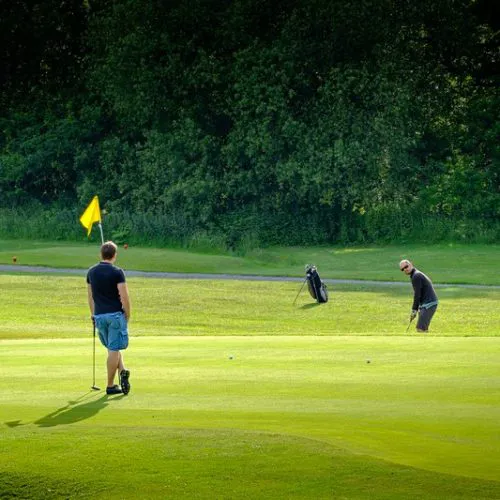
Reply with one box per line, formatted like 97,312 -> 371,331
400,259 -> 438,333
87,241 -> 131,395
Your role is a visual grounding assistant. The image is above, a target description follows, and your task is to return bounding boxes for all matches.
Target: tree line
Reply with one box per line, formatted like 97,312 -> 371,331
0,0 -> 498,247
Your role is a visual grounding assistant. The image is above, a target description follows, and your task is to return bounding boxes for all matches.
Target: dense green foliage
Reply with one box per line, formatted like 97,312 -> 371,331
1,0 -> 498,246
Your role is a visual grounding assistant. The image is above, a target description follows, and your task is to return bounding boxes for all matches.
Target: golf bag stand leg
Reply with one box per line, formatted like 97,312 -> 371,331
293,277 -> 308,305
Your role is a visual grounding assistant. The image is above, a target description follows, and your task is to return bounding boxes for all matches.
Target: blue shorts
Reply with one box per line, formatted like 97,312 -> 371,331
94,312 -> 128,351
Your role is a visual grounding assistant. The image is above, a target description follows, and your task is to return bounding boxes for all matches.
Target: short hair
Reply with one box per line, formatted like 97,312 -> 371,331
101,241 -> 117,260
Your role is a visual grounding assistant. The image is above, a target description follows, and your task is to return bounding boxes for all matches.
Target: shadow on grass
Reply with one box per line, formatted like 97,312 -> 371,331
35,393 -> 125,427
299,303 -> 322,310
4,391 -> 124,428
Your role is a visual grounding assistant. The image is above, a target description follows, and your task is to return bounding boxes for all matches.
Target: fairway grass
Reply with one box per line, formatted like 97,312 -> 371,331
0,268 -> 499,498
1,336 -> 500,499
0,275 -> 499,339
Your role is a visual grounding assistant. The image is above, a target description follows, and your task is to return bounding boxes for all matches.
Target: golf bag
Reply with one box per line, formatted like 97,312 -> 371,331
305,265 -> 329,303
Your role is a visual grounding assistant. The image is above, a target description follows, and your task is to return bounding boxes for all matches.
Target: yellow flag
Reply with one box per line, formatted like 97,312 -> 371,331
79,196 -> 101,236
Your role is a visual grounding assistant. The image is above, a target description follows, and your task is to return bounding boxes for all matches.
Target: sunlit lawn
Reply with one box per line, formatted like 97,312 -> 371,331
0,275 -> 499,339
1,237 -> 499,499
1,273 -> 500,498
1,335 -> 500,499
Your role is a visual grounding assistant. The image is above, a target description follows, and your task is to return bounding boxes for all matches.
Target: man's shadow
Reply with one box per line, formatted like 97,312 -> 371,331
5,391 -> 124,428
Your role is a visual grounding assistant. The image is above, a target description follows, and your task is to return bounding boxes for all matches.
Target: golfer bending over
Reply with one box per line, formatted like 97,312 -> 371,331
87,241 -> 131,395
400,259 -> 438,333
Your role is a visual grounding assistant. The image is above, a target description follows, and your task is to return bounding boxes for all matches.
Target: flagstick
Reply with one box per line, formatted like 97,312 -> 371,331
98,223 -> 104,244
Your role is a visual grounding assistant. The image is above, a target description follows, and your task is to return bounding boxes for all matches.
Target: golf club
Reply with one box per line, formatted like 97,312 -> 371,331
91,320 -> 100,391
406,316 -> 415,333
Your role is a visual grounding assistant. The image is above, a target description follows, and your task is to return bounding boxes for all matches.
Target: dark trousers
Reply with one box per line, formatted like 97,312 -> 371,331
417,305 -> 437,331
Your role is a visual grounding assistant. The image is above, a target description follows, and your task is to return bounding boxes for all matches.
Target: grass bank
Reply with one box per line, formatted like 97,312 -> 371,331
0,239 -> 499,285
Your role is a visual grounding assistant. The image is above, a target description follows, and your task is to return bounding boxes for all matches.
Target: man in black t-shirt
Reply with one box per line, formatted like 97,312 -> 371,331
87,241 -> 131,395
400,259 -> 438,333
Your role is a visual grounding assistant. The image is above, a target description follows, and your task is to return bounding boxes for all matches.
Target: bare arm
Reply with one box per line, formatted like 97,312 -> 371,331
87,284 -> 95,317
118,282 -> 131,321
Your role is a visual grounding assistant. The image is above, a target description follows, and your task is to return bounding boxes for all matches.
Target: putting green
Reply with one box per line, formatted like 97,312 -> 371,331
1,336 -> 499,499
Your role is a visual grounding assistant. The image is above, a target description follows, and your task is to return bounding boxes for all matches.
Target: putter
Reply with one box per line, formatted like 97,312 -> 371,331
91,321 -> 100,391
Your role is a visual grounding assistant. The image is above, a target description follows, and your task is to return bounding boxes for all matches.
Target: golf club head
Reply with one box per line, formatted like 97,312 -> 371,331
91,385 -> 100,391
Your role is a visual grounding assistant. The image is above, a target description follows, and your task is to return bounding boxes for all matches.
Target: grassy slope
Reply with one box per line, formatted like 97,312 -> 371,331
0,239 -> 499,285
